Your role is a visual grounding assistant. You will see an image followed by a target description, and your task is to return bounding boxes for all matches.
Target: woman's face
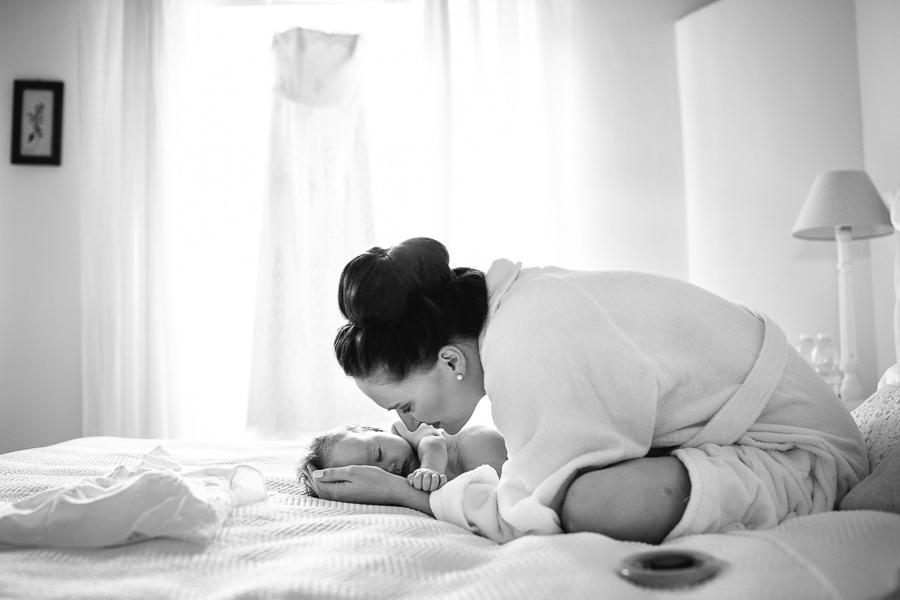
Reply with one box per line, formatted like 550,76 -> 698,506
327,429 -> 420,477
356,363 -> 479,435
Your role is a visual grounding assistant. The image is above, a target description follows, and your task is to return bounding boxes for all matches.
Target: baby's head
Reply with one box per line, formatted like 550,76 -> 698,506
297,424 -> 420,496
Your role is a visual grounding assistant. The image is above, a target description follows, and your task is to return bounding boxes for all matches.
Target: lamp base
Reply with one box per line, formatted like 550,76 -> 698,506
840,371 -> 865,411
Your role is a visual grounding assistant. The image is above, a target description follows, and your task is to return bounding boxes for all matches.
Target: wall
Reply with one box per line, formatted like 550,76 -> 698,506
857,0 -> 900,384
571,0 -> 715,278
677,0 -> 884,402
0,0 -> 82,453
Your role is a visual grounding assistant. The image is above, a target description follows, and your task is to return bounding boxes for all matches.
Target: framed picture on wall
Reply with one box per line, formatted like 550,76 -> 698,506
10,80 -> 64,166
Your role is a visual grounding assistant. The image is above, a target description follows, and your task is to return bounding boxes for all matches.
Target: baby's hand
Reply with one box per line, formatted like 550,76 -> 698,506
407,468 -> 447,492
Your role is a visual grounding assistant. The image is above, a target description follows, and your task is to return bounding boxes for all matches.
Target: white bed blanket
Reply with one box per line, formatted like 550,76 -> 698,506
1,436 -> 898,600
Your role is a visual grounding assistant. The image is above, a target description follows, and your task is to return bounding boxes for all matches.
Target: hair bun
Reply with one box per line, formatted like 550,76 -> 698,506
388,237 -> 452,290
339,237 -> 454,327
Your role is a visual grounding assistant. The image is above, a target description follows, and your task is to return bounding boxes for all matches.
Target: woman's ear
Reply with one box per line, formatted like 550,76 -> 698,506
438,345 -> 467,378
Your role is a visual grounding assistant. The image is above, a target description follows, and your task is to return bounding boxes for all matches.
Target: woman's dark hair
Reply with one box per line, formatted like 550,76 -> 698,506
334,237 -> 488,381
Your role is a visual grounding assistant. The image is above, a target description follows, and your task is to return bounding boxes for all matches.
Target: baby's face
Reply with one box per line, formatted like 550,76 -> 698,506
328,429 -> 420,476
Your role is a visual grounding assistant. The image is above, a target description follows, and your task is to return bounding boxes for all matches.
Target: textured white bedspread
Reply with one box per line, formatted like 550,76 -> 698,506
1,436 -> 898,600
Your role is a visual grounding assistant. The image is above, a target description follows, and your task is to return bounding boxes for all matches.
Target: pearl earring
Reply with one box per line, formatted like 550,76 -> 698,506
456,373 -> 464,381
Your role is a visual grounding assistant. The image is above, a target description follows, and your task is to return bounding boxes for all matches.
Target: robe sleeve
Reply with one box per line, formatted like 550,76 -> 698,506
431,274 -> 661,542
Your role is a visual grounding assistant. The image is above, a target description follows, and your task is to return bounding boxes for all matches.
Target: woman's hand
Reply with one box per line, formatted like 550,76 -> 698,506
304,465 -> 434,515
304,465 -> 399,504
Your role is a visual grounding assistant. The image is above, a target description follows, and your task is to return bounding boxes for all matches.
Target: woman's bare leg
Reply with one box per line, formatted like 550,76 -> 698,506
559,456 -> 690,544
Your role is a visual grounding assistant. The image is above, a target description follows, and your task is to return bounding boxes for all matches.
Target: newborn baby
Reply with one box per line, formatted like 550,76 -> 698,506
299,421 -> 506,494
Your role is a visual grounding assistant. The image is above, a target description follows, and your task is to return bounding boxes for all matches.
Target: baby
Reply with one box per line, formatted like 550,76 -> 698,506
298,421 -> 506,495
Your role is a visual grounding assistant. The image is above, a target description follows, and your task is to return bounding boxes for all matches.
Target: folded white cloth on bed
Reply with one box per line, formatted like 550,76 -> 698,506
0,446 -> 267,548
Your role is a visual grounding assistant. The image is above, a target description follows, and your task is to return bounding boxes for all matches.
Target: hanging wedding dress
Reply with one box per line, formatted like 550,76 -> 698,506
247,27 -> 376,437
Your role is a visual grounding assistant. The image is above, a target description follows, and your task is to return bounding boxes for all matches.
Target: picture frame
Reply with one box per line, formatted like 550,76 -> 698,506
10,80 -> 64,166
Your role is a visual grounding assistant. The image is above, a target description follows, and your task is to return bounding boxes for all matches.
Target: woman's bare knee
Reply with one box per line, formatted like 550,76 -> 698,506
560,473 -> 618,534
559,456 -> 690,544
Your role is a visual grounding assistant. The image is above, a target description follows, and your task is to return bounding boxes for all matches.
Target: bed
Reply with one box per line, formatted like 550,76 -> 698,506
1,387 -> 899,600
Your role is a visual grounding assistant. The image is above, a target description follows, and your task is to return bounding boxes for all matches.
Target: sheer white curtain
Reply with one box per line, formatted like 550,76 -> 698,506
77,0 -> 266,440
77,0 -> 184,438
367,0 -> 581,268
441,0 -> 580,269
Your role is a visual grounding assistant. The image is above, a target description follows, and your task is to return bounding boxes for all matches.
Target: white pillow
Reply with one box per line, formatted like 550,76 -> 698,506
840,440 -> 900,514
851,384 -> 900,470
840,384 -> 900,514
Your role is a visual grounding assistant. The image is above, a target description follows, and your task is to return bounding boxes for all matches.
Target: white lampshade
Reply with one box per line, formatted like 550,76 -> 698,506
792,170 -> 893,240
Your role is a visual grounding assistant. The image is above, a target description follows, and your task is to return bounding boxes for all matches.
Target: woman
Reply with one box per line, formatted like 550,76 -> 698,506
306,237 -> 868,544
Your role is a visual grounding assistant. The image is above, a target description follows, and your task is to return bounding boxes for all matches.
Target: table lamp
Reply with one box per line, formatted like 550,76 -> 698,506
792,170 -> 893,406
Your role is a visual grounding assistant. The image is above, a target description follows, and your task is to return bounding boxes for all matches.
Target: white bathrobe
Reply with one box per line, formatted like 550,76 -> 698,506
429,260 -> 869,543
